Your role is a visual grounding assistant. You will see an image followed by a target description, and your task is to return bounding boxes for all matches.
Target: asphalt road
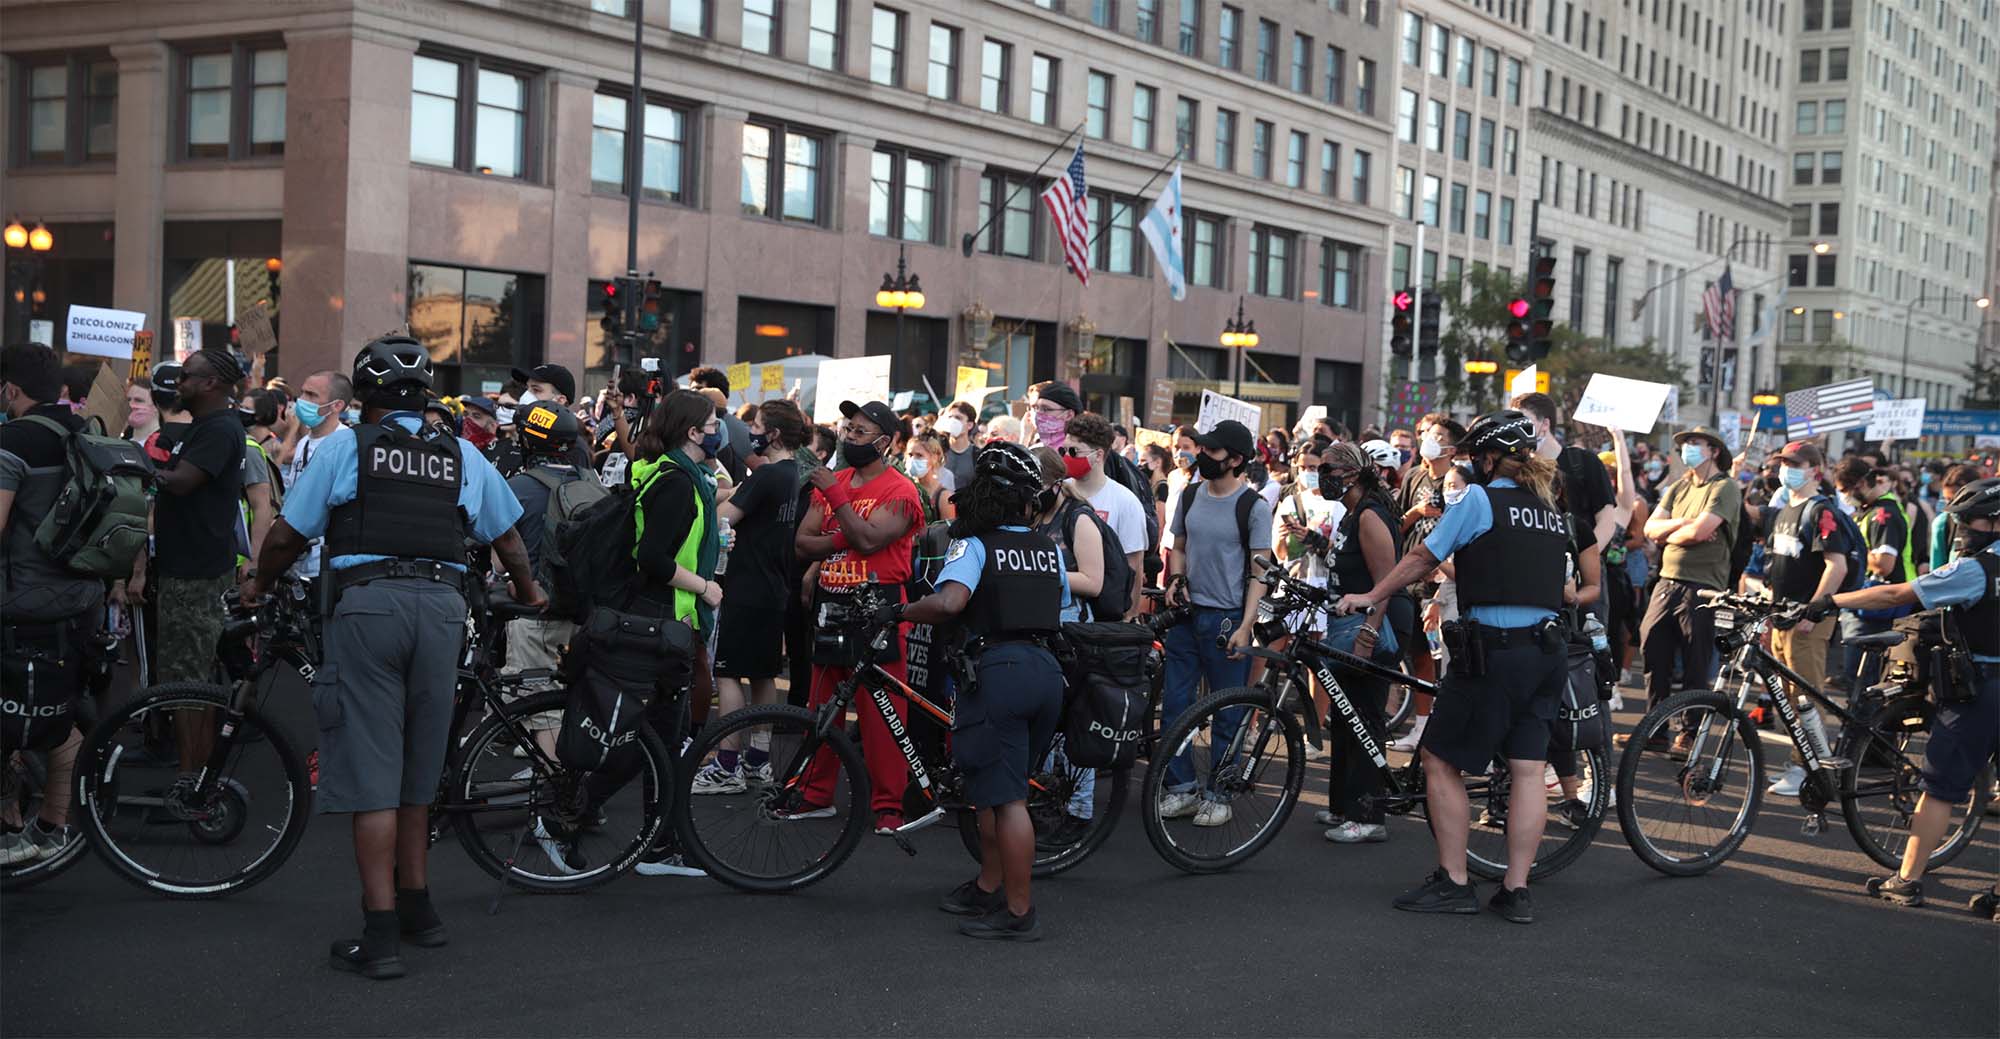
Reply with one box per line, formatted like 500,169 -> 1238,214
5,685 -> 1997,1039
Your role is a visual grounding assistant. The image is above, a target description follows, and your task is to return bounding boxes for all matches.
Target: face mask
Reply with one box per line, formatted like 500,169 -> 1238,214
1194,453 -> 1226,480
840,438 -> 883,468
1679,443 -> 1706,468
463,422 -> 496,450
292,398 -> 323,429
697,427 -> 725,456
1175,450 -> 1195,470
1919,472 -> 1934,487
237,410 -> 259,428
1063,453 -> 1092,481
1419,437 -> 1446,461
749,431 -> 772,455
1035,487 -> 1059,514
495,406 -> 516,427
1780,466 -> 1810,491
1298,469 -> 1319,492
1398,448 -> 1413,466
1443,487 -> 1468,506
1956,528 -> 1999,555
126,401 -> 156,428
1318,471 -> 1349,501
1033,412 -> 1068,449
344,407 -> 360,424
935,415 -> 965,439
1644,460 -> 1665,477
906,456 -> 929,478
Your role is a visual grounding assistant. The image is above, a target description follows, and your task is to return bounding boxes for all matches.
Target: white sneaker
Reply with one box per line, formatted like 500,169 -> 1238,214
1610,692 -> 1626,712
1313,808 -> 1345,826
0,830 -> 38,866
1323,821 -> 1389,844
531,818 -> 584,876
690,762 -> 747,795
1768,764 -> 1807,797
1389,716 -> 1428,752
1543,764 -> 1561,795
1192,799 -> 1233,827
1304,742 -> 1329,761
1158,791 -> 1201,819
744,761 -> 775,786
634,853 -> 708,878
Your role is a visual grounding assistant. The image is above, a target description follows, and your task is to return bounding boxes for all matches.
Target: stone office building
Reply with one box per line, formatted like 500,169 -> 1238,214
2,0 -> 1400,431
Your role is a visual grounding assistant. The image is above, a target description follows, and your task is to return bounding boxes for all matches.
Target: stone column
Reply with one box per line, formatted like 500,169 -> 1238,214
544,70 -> 596,376
108,42 -> 170,332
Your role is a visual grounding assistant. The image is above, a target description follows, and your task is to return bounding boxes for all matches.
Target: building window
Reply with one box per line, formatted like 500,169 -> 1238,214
1498,195 -> 1515,243
1416,174 -> 1436,227
1251,119 -> 1273,179
1454,35 -> 1474,86
1355,58 -> 1375,114
927,25 -> 959,100
1249,225 -> 1293,298
1398,90 -> 1419,143
1822,99 -> 1845,133
1350,149 -> 1371,203
1448,182 -> 1467,232
1481,46 -> 1499,96
183,43 -> 287,160
1130,84 -> 1157,150
1175,97 -> 1197,156
19,56 -> 118,165
1799,49 -> 1820,81
741,120 -> 826,224
1255,20 -> 1278,82
981,39 -> 1011,112
1322,240 -> 1359,307
977,172 -> 1038,257
409,52 -> 530,178
669,0 -> 708,34
1322,44 -> 1345,104
1427,24 -> 1449,77
1793,151 -> 1814,184
869,146 -> 940,243
1787,253 -> 1809,286
1090,0 -> 1116,28
1477,118 -> 1495,167
1290,33 -> 1313,92
1029,54 -> 1056,125
1818,202 -> 1839,235
1213,108 -> 1236,169
1395,165 -> 1415,219
1424,99 -> 1445,151
407,263 -> 545,396
809,0 -> 844,70
1135,0 -> 1160,42
1452,109 -> 1471,159
1319,140 -> 1339,196
1085,71 -> 1112,139
1504,57 -> 1522,104
1218,5 -> 1242,69
1603,257 -> 1621,340
1185,210 -> 1223,288
1092,194 -> 1143,274
1178,0 -> 1201,55
1821,151 -> 1842,183
1810,309 -> 1833,342
1402,12 -> 1424,65
871,7 -> 905,86
1795,100 -> 1818,134
1284,131 -> 1306,187
1473,189 -> 1491,238
1815,253 -> 1836,286
589,91 -> 693,202
1827,47 -> 1847,80
743,0 -> 779,53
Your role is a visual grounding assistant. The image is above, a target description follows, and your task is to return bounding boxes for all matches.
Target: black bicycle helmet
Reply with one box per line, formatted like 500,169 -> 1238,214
351,334 -> 434,397
516,400 -> 579,454
149,360 -> 181,412
1942,477 -> 2000,519
1460,409 -> 1537,455
974,441 -> 1041,491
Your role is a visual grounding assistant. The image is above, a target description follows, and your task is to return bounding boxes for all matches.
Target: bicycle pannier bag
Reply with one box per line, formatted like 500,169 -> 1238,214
556,606 -> 693,770
1057,621 -> 1152,769
1552,641 -> 1608,752
0,626 -> 82,754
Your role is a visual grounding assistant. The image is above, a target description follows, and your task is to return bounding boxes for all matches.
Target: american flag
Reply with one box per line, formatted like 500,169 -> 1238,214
1042,143 -> 1091,287
1701,266 -> 1736,340
1785,377 -> 1876,436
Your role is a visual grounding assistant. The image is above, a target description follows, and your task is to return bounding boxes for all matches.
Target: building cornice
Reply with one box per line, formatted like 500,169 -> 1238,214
1530,109 -> 1790,224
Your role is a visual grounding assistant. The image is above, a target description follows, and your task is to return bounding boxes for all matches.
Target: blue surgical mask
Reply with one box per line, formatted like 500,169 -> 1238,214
1298,469 -> 1319,491
698,428 -> 724,456
907,456 -> 929,478
343,407 -> 360,424
292,399 -> 323,429
1780,466 -> 1810,491
1680,443 -> 1707,468
1644,459 -> 1665,477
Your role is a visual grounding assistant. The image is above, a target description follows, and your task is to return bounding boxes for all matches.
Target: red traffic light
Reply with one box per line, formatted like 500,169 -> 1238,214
1508,298 -> 1531,319
604,282 -> 618,296
1392,289 -> 1414,312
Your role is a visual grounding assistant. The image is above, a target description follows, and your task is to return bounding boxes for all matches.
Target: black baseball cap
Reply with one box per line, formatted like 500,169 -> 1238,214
1192,419 -> 1255,459
839,399 -> 900,437
511,363 -> 576,403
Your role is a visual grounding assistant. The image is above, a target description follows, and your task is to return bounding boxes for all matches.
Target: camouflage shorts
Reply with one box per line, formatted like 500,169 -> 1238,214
155,572 -> 234,686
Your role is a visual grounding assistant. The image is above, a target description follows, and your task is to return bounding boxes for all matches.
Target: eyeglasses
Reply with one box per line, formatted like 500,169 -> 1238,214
1059,445 -> 1092,458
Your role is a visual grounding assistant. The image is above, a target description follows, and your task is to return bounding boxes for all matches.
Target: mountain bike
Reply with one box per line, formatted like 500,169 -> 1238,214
1614,591 -> 1990,876
677,583 -> 1131,893
71,578 -> 675,898
1142,557 -> 1608,876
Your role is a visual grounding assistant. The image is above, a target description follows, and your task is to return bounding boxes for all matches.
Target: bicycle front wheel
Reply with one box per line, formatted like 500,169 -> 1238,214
1142,686 -> 1305,874
75,683 -> 312,899
1459,748 -> 1608,882
957,733 -> 1130,877
1838,723 -> 1990,870
1615,691 -> 1763,877
677,704 -> 870,892
448,690 -> 672,893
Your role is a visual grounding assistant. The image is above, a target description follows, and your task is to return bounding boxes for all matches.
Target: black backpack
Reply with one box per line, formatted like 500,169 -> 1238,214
1104,451 -> 1161,556
1800,495 -> 1869,593
1057,621 -> 1153,769
1059,499 -> 1133,622
546,484 -> 640,622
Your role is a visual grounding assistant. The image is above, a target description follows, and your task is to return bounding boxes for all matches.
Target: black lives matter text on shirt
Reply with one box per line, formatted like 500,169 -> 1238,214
365,440 -> 460,487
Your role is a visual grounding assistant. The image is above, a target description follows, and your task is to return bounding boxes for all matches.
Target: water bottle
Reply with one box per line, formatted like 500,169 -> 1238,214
714,515 -> 732,575
1583,614 -> 1609,654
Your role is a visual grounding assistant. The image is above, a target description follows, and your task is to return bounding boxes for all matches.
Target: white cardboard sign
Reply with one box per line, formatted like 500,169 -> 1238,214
1716,409 -> 1743,452
64,305 -> 147,359
1194,389 -> 1261,434
811,355 -> 892,423
1864,398 -> 1926,441
1509,364 -> 1539,397
1573,374 -> 1674,433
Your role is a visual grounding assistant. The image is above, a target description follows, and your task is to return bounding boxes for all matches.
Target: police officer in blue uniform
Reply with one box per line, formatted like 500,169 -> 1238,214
1802,477 -> 2000,917
888,441 -> 1070,941
1336,410 -> 1572,924
245,335 -> 545,978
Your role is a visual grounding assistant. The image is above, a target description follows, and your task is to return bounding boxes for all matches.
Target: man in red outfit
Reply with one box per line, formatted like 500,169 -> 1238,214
790,399 -> 923,832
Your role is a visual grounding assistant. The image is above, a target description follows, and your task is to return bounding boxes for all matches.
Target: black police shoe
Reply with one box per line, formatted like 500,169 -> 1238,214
1391,868 -> 1479,914
1864,875 -> 1923,907
330,911 -> 405,980
1488,885 -> 1534,924
396,888 -> 448,947
1034,814 -> 1092,852
939,878 -> 1007,917
959,906 -> 1040,941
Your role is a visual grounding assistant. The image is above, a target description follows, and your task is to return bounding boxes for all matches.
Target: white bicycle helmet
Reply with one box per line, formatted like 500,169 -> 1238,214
1359,438 -> 1399,469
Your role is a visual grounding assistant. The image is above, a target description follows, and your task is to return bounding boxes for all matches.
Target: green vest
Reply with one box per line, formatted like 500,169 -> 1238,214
630,457 -> 709,627
1862,493 -> 1917,583
237,434 -> 276,568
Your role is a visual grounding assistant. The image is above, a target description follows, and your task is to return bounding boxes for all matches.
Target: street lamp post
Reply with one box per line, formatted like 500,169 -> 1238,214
3,216 -> 53,345
1220,296 -> 1258,398
1464,358 -> 1498,413
1898,292 -> 1993,395
876,242 -> 926,380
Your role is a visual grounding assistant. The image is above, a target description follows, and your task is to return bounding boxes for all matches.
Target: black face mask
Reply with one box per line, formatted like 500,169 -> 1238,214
1194,453 -> 1227,480
1316,467 -> 1350,502
1469,455 -> 1494,485
840,438 -> 882,468
1035,487 -> 1059,515
749,431 -> 772,455
1956,528 -> 1999,556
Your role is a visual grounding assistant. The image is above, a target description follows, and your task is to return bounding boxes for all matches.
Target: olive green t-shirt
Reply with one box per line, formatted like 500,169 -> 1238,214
1657,471 -> 1741,591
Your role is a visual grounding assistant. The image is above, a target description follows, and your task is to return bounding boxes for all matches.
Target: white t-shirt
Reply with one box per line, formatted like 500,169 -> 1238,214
1077,478 -> 1148,559
1270,489 -> 1345,585
1162,469 -> 1193,550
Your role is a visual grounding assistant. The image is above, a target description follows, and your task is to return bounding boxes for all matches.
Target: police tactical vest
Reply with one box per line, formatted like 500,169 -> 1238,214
326,422 -> 468,563
1455,485 -> 1568,610
1951,552 -> 1999,657
959,527 -> 1065,638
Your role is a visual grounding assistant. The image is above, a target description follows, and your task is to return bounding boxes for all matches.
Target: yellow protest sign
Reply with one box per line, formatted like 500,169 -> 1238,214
129,330 -> 153,377
955,366 -> 988,401
760,364 -> 785,392
1505,368 -> 1550,394
727,361 -> 752,396
1134,426 -> 1174,450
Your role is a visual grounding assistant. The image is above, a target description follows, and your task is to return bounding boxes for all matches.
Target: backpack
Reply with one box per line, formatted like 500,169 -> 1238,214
906,519 -> 954,599
17,415 -> 154,579
524,464 -> 610,599
1802,495 -> 1868,593
1104,451 -> 1160,555
556,605 -> 694,770
1551,640 -> 1609,752
1056,621 -> 1153,769
1059,499 -> 1133,623
1173,480 -> 1260,582
546,484 -> 640,622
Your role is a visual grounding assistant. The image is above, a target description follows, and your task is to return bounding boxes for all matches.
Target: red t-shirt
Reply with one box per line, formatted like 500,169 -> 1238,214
813,465 -> 922,594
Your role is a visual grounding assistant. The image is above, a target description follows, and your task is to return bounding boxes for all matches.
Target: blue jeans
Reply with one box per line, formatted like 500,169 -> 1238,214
1162,606 -> 1252,794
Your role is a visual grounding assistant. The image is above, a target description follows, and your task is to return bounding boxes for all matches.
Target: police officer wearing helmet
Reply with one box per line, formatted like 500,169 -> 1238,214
888,440 -> 1072,941
1336,409 -> 1572,924
1799,477 -> 2000,917
243,335 -> 545,979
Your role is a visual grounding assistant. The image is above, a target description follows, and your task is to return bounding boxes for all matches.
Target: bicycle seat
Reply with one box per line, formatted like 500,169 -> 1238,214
488,598 -> 546,622
1844,630 -> 1908,649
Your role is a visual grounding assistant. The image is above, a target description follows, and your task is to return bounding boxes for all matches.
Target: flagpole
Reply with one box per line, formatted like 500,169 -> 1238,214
1083,145 -> 1185,254
960,122 -> 1085,258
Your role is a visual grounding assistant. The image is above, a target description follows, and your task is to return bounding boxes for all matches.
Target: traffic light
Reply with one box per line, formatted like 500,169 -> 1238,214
1527,252 -> 1558,361
640,278 -> 664,334
616,274 -> 645,338
1418,294 -> 1442,353
1505,297 -> 1532,363
599,280 -> 624,339
1390,287 -> 1415,357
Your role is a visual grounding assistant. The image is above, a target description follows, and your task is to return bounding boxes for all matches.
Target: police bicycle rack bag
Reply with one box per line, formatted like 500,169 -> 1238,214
1054,621 -> 1154,770
556,606 -> 694,771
